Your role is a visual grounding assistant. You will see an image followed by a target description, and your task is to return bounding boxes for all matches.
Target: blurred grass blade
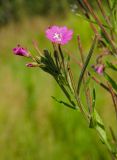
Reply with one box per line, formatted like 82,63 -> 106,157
112,0 -> 117,10
104,72 -> 117,92
77,36 -> 97,95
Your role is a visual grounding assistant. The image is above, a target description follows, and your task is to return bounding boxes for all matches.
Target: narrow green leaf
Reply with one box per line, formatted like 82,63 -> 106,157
89,109 -> 112,152
94,110 -> 112,152
77,36 -> 97,95
106,61 -> 117,71
77,0 -> 88,12
52,96 -> 77,110
89,115 -> 97,128
76,13 -> 110,29
92,88 -> 96,110
100,30 -> 110,44
104,72 -> 117,92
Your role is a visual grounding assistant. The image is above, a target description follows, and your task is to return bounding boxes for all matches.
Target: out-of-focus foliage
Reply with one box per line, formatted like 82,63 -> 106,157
0,0 -> 21,25
0,0 -> 109,26
0,0 -> 69,26
24,0 -> 69,16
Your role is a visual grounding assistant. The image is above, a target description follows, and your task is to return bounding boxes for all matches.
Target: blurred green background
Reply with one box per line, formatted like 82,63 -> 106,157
0,0 -> 116,160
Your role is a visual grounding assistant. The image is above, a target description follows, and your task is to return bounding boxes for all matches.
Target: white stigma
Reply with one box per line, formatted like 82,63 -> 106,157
53,33 -> 62,41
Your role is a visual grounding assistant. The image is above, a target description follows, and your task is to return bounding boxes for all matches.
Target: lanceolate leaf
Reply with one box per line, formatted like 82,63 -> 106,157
77,36 -> 97,95
89,109 -> 112,152
94,110 -> 112,151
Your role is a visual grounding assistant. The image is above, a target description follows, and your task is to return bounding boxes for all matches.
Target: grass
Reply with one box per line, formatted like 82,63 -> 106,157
0,14 -> 115,160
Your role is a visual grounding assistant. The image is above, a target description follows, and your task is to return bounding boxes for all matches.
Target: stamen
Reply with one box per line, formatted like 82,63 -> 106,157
53,33 -> 62,41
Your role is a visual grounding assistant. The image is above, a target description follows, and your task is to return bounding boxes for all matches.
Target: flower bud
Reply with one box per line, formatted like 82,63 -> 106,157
94,64 -> 105,75
26,62 -> 39,67
13,45 -> 30,57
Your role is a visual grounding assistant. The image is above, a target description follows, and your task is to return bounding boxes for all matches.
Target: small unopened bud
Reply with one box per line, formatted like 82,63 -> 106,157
26,62 -> 39,67
93,64 -> 105,75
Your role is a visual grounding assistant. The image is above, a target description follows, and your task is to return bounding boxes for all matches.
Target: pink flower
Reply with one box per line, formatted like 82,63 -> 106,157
94,64 -> 105,75
45,26 -> 73,45
13,45 -> 30,57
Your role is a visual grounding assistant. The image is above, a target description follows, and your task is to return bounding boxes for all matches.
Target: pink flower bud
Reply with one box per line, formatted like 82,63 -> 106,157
26,62 -> 39,67
13,45 -> 30,57
95,64 -> 105,75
